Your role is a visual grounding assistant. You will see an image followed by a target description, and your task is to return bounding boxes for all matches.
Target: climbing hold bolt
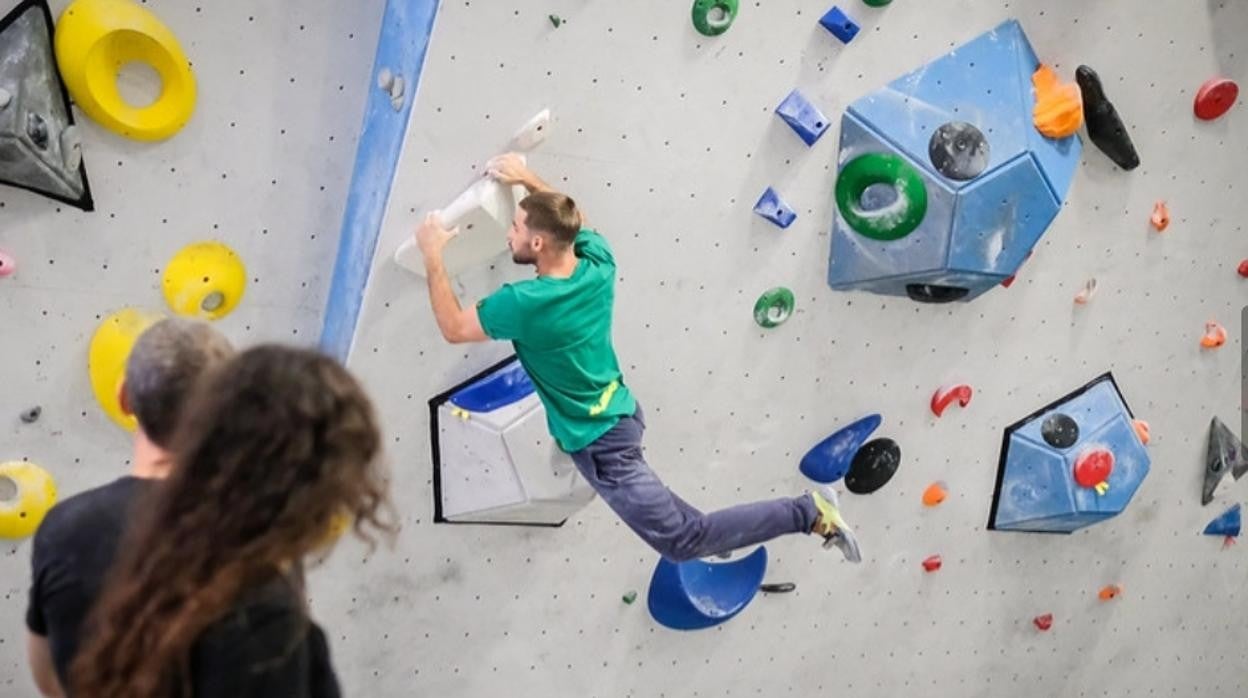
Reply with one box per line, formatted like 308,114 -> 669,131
753,287 -> 795,328
1194,77 -> 1238,121
1201,321 -> 1227,349
930,384 -> 972,417
1150,201 -> 1170,232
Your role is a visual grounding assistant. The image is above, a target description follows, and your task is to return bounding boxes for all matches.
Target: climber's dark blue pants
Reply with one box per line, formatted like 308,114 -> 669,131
569,403 -> 818,562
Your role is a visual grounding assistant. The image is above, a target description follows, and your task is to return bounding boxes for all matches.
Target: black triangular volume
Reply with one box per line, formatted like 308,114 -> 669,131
0,0 -> 93,211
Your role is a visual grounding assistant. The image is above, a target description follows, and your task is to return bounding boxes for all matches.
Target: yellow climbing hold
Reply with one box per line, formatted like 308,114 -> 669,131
88,307 -> 162,430
0,461 -> 58,540
55,0 -> 196,141
162,241 -> 246,320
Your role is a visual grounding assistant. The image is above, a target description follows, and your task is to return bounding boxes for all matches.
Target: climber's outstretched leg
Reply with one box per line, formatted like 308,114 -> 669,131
570,404 -> 862,563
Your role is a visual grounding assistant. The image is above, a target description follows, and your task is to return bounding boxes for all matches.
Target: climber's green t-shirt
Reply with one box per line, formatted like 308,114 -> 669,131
476,229 -> 636,453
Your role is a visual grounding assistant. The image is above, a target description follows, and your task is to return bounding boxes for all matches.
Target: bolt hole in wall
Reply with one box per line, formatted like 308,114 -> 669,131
115,61 -> 163,109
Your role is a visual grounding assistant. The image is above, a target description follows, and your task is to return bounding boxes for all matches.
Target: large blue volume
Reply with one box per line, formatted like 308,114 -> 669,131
647,546 -> 767,631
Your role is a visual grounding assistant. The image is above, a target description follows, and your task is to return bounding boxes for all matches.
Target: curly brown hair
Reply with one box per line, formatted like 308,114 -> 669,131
71,345 -> 396,698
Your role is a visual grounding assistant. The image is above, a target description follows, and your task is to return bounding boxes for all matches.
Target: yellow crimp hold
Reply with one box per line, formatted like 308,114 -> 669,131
1094,482 -> 1109,496
55,0 -> 197,141
588,380 -> 619,416
450,407 -> 470,421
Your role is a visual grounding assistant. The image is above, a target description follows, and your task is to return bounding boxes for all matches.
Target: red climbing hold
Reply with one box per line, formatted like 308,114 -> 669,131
1150,201 -> 1170,232
1033,613 -> 1054,631
1074,448 -> 1114,490
1098,584 -> 1122,601
1194,78 -> 1239,121
930,384 -> 973,417
921,555 -> 942,572
1238,260 -> 1248,278
0,249 -> 14,278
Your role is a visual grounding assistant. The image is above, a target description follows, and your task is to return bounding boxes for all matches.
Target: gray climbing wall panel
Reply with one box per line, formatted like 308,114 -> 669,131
0,0 -> 383,693
341,0 -> 1248,696
2,0 -> 1246,697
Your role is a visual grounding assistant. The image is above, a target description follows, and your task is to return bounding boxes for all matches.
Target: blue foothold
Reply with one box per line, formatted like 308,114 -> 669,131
819,6 -> 860,44
647,546 -> 768,631
1204,503 -> 1241,538
753,187 -> 797,228
800,414 -> 883,483
775,90 -> 830,146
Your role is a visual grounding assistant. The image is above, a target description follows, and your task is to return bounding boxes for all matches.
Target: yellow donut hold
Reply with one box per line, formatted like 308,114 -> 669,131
89,307 -> 162,430
54,0 -> 196,141
162,241 -> 246,320
0,461 -> 58,540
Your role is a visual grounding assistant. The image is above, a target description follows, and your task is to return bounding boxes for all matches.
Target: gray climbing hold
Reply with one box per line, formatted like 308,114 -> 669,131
19,406 -> 41,424
929,121 -> 990,181
0,87 -> 10,109
1203,416 -> 1248,505
389,75 -> 406,111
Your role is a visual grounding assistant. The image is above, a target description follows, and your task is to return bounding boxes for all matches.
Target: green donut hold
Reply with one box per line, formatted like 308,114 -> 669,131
753,287 -> 795,328
862,0 -> 893,6
692,0 -> 739,36
835,152 -> 928,241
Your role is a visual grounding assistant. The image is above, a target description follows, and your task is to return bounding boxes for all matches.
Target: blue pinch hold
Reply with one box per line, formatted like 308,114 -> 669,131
448,358 -> 535,413
1204,503 -> 1241,538
775,90 -> 830,146
753,187 -> 797,228
819,6 -> 860,44
647,546 -> 768,630
800,414 -> 883,483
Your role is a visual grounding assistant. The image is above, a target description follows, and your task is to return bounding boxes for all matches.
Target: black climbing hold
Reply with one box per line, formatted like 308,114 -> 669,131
845,437 -> 900,494
26,113 -> 47,148
1040,413 -> 1079,449
906,284 -> 968,303
759,582 -> 797,593
19,406 -> 41,424
928,121 -> 990,180
1076,65 -> 1140,171
1203,416 -> 1248,505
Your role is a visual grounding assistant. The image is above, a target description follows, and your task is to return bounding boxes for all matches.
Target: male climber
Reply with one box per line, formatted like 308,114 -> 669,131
414,154 -> 861,563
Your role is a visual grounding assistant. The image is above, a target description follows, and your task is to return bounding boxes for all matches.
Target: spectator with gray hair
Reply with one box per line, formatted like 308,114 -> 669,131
25,318 -> 234,697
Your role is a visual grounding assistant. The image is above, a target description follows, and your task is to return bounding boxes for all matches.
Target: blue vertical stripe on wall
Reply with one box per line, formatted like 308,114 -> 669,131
319,0 -> 439,361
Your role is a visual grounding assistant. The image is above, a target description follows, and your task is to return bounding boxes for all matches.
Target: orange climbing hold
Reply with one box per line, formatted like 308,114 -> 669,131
922,482 -> 948,507
1032,65 -> 1084,138
1201,321 -> 1227,349
1132,419 -> 1151,446
1150,201 -> 1170,232
1098,584 -> 1122,601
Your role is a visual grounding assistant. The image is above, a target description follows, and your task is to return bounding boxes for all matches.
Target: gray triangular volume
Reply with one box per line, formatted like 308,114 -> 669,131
0,0 -> 93,210
1204,417 -> 1248,505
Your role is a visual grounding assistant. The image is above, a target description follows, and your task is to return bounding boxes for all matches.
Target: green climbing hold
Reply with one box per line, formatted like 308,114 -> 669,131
835,152 -> 928,241
622,590 -> 638,604
692,0 -> 738,37
862,0 -> 893,6
753,287 -> 795,328
549,14 -> 562,27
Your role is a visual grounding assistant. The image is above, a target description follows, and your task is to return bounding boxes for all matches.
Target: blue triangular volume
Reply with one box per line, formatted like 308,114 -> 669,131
1203,503 -> 1241,537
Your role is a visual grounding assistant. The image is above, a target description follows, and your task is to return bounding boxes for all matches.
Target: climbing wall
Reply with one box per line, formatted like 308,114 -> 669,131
337,1 -> 1248,696
0,0 -> 383,692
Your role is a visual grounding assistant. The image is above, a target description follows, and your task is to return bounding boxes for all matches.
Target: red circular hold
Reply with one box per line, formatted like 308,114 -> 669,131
1194,78 -> 1239,121
1238,260 -> 1248,278
1074,448 -> 1114,488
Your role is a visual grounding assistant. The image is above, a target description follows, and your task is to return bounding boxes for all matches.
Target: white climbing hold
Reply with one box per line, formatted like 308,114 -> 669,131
1073,277 -> 1097,305
0,88 -> 11,109
388,75 -> 405,111
377,67 -> 394,91
509,108 -> 552,152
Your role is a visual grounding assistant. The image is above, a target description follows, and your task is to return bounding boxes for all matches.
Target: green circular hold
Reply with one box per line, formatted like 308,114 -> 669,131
753,287 -> 795,328
692,0 -> 739,36
835,152 -> 928,241
862,0 -> 893,6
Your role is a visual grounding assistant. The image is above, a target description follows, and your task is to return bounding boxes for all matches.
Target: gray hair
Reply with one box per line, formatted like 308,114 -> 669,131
123,318 -> 234,447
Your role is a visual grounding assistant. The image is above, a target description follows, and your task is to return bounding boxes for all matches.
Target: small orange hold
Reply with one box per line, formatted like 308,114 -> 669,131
1132,419 -> 1151,446
922,482 -> 948,507
1098,584 -> 1122,601
1150,201 -> 1170,232
1032,65 -> 1084,138
1201,321 -> 1227,349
